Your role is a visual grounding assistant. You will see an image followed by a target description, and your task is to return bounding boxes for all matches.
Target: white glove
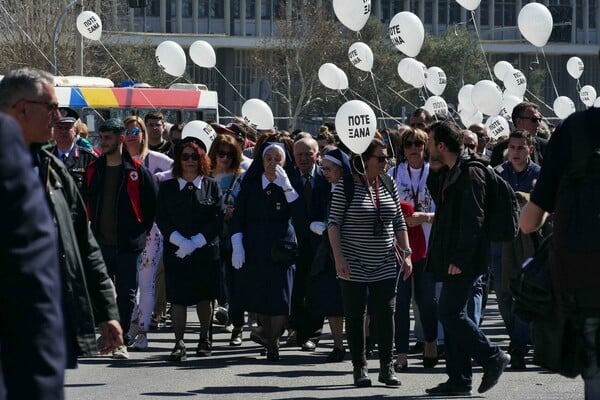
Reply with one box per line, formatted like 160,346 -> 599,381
190,233 -> 207,249
169,231 -> 187,247
274,165 -> 299,203
309,221 -> 326,235
231,232 -> 245,270
175,239 -> 196,258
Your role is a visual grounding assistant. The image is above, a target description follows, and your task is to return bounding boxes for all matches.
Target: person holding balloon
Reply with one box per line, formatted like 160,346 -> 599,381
328,138 -> 413,388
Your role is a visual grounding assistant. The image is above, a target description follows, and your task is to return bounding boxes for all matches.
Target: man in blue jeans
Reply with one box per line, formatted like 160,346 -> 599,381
425,120 -> 510,396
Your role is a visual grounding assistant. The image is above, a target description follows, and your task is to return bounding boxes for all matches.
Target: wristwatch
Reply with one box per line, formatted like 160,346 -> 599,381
400,247 -> 412,256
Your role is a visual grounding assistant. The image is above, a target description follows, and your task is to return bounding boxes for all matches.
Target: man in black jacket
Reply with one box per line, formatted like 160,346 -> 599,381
0,68 -> 123,368
0,112 -> 66,400
85,118 -> 157,358
425,120 -> 510,396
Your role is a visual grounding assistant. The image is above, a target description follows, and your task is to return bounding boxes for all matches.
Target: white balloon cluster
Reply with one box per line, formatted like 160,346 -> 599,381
318,63 -> 348,91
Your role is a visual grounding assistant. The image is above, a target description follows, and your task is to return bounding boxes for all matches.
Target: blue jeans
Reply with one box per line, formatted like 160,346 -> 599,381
467,275 -> 483,327
100,245 -> 141,339
583,317 -> 600,400
395,259 -> 437,353
439,274 -> 501,387
491,244 -> 530,354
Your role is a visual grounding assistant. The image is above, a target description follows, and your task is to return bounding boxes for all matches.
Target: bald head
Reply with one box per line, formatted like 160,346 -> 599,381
468,123 -> 489,154
463,130 -> 478,151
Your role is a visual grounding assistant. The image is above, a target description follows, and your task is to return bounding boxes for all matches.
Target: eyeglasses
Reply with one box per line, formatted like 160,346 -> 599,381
217,150 -> 234,159
519,116 -> 543,123
125,127 -> 140,136
22,99 -> 59,114
465,143 -> 477,150
403,140 -> 425,148
181,153 -> 200,161
371,155 -> 389,163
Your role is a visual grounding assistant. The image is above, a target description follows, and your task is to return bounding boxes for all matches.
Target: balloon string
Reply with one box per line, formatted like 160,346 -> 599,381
214,66 -> 246,102
348,89 -> 403,127
372,76 -> 418,108
98,41 -> 158,111
470,10 -> 494,82
217,102 -> 238,119
540,47 -> 560,99
165,76 -> 193,87
576,79 -> 582,93
525,89 -> 554,113
0,2 -> 56,73
370,72 -> 388,130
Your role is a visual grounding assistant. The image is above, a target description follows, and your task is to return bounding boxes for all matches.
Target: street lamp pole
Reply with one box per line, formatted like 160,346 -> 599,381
52,0 -> 83,75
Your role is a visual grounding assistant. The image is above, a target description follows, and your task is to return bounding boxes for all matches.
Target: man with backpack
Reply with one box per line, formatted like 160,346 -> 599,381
520,106 -> 600,399
425,120 -> 511,396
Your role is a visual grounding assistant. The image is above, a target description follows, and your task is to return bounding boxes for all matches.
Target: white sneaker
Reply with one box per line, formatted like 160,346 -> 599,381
112,345 -> 130,359
128,334 -> 148,351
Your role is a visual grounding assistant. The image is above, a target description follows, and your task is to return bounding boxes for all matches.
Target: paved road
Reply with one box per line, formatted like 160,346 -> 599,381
65,300 -> 583,399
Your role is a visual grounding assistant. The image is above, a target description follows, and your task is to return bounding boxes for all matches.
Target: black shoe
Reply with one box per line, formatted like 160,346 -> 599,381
229,329 -> 243,346
266,339 -> 280,361
196,339 -> 211,357
393,360 -> 408,372
301,340 -> 316,352
478,351 -> 511,393
169,340 -> 187,362
378,364 -> 401,386
426,381 -> 472,396
409,341 -> 425,354
325,347 -> 346,363
510,351 -> 526,370
423,356 -> 439,368
353,366 -> 372,387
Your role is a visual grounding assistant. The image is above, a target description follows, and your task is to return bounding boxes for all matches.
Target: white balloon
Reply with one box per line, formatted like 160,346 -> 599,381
594,97 -> 600,108
503,69 -> 527,98
458,85 -> 477,113
566,56 -> 584,79
494,61 -> 514,81
518,3 -> 553,48
458,107 -> 483,128
580,85 -> 597,107
335,100 -> 377,154
553,96 -> 576,119
456,0 -> 481,11
389,12 -> 425,57
485,116 -> 510,139
337,67 -> 349,90
425,66 -> 447,96
318,63 -> 341,90
471,80 -> 503,116
181,120 -> 217,153
499,93 -> 523,121
424,96 -> 448,117
397,58 -> 425,89
189,40 -> 216,68
333,0 -> 371,32
155,41 -> 186,77
241,98 -> 274,130
76,11 -> 102,41
348,42 -> 374,72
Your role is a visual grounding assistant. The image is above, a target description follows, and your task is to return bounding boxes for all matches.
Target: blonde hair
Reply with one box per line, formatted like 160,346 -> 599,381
123,115 -> 149,160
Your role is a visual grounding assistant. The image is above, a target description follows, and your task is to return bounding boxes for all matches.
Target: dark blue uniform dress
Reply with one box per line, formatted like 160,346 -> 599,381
156,177 -> 223,305
230,178 -> 304,316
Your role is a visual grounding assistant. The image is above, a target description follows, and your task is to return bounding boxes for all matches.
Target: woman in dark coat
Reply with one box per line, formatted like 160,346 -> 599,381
229,142 -> 304,361
156,138 -> 222,361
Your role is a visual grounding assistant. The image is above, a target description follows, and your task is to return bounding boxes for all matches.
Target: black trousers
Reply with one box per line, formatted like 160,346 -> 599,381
340,278 -> 396,369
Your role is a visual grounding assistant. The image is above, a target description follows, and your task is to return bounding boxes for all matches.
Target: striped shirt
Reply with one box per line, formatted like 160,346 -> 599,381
328,175 -> 407,283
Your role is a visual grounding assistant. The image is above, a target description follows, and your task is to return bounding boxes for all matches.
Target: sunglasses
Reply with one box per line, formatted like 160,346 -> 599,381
404,140 -> 425,148
125,127 -> 141,136
371,155 -> 389,163
520,116 -> 542,123
181,153 -> 200,161
465,143 -> 477,150
217,150 -> 234,159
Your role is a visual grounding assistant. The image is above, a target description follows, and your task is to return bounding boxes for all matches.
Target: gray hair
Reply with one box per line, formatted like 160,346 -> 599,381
0,68 -> 54,112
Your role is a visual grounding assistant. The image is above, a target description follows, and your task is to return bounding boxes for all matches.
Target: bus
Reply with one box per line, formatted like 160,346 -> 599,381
54,76 -> 219,140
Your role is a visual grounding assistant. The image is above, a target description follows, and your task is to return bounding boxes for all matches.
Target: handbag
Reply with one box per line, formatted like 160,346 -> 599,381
271,219 -> 298,266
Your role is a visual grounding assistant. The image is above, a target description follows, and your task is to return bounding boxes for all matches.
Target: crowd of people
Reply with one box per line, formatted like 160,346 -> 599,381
1,66 -> 599,399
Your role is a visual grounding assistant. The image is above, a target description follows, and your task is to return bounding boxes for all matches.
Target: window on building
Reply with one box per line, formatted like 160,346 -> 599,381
148,0 -> 160,17
494,0 -> 516,28
211,0 -> 224,18
199,0 -> 208,17
437,0 -> 462,25
480,0 -> 489,27
182,0 -> 192,17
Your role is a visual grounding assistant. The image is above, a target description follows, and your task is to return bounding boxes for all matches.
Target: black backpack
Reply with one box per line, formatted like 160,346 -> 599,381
464,160 -> 520,242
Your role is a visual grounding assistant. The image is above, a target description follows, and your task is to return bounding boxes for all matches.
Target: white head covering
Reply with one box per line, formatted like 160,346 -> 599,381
262,142 -> 286,163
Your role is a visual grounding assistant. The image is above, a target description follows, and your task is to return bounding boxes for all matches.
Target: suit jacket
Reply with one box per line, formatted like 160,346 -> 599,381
0,114 -> 65,400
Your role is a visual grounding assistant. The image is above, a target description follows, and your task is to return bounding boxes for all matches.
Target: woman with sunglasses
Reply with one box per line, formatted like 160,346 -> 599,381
328,138 -> 413,388
208,134 -> 245,346
121,116 -> 173,351
156,138 -> 222,361
387,127 -> 438,371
